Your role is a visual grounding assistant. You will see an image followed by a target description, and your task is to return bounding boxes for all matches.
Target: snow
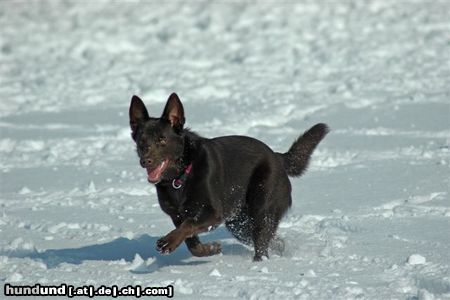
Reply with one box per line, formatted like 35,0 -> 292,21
209,269 -> 221,277
408,254 -> 427,266
1,1 -> 449,299
125,254 -> 158,274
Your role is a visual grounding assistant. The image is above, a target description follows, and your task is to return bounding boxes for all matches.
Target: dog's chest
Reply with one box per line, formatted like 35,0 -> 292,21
156,186 -> 186,215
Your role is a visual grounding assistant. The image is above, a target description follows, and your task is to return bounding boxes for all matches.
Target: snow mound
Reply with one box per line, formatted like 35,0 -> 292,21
125,254 -> 157,273
407,254 -> 426,265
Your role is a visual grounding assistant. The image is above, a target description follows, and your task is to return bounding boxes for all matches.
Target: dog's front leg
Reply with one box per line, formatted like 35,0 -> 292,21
157,212 -> 222,255
185,236 -> 222,257
168,214 -> 221,257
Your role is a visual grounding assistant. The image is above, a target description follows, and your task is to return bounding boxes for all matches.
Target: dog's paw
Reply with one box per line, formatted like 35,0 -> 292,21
156,233 -> 183,255
156,238 -> 171,255
207,242 -> 222,255
189,242 -> 222,257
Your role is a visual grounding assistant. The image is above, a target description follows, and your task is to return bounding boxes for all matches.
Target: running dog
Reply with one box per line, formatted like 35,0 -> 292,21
129,93 -> 328,261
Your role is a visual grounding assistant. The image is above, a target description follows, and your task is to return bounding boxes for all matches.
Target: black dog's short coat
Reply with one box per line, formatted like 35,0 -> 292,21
129,93 -> 328,261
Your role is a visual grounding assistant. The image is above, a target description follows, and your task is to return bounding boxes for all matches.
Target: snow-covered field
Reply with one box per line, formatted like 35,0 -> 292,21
1,1 -> 449,299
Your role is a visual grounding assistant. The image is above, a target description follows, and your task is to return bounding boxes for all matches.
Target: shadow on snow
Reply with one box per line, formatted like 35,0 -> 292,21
1,227 -> 252,272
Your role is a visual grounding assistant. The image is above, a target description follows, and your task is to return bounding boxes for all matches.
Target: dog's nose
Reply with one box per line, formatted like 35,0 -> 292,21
140,158 -> 152,168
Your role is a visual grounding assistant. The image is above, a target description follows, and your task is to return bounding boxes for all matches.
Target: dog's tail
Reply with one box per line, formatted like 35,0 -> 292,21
278,123 -> 329,177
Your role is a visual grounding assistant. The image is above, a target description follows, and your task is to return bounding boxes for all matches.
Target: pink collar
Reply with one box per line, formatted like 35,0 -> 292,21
172,163 -> 193,189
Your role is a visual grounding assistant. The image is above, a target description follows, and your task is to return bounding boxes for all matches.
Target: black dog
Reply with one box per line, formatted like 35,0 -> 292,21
129,93 -> 328,261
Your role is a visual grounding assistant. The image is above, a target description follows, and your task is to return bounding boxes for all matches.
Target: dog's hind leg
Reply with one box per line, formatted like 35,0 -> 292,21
246,163 -> 291,261
225,208 -> 253,246
226,209 -> 286,256
251,213 -> 280,261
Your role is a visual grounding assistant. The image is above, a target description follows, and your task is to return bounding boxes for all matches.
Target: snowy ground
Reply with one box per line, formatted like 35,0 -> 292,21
1,1 -> 449,299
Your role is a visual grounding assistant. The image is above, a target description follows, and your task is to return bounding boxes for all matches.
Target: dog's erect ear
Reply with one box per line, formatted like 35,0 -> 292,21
161,93 -> 185,131
129,95 -> 149,139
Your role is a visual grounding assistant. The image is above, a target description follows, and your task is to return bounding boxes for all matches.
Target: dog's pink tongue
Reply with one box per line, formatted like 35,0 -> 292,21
147,160 -> 167,183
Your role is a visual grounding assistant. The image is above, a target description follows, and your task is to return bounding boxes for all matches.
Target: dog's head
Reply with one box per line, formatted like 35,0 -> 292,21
129,93 -> 185,184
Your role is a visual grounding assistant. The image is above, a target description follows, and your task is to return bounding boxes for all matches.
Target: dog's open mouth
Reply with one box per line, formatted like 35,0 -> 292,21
147,160 -> 169,183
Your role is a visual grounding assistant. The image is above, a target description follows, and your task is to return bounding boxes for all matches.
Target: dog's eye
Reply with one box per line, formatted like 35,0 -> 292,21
158,136 -> 167,146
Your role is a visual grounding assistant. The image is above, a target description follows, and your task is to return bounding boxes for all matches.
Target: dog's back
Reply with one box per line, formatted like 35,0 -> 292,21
193,135 -> 291,217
